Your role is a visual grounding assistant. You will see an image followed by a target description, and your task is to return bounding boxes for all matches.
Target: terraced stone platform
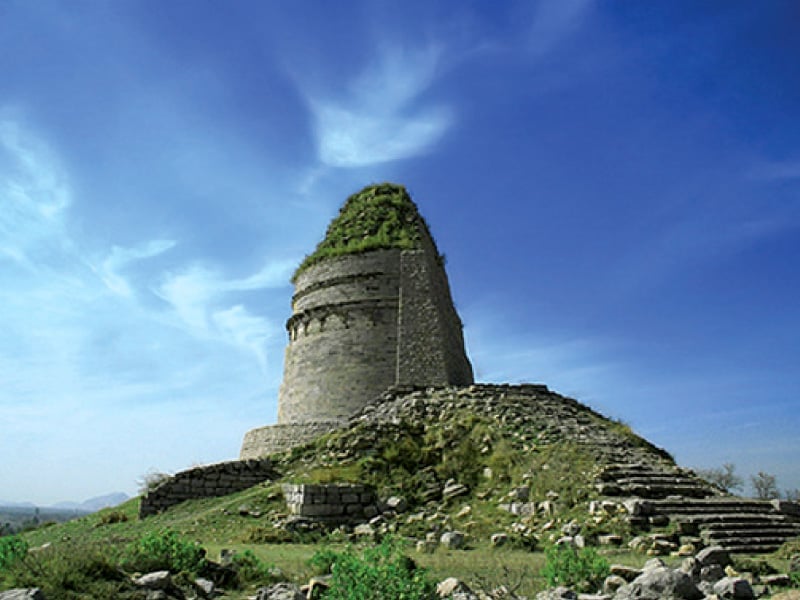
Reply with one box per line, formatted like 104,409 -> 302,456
597,463 -> 800,553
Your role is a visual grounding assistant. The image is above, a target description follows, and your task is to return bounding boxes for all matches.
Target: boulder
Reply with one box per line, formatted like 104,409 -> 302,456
603,574 -> 627,594
615,566 -> 703,600
0,591 -> 46,600
134,571 -> 172,590
384,496 -> 408,513
534,587 -> 578,600
442,482 -> 469,500
436,577 -> 476,599
713,576 -> 755,600
490,533 -> 508,547
696,545 -> 732,569
440,530 -> 466,549
194,577 -> 215,598
254,582 -> 305,600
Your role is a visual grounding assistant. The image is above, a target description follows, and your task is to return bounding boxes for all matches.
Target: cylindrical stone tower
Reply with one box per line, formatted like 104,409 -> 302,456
240,183 -> 473,457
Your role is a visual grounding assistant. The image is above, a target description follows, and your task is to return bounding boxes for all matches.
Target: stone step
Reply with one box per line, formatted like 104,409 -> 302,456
703,526 -> 800,540
723,543 -> 787,554
702,520 -> 800,532
650,500 -> 777,514
704,533 -> 796,546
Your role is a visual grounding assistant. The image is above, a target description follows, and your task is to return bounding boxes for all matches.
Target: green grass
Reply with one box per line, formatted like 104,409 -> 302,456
293,183 -> 433,279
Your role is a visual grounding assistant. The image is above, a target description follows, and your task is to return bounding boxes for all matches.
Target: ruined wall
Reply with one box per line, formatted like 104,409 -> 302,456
281,483 -> 378,521
139,459 -> 277,518
240,421 -> 343,460
277,249 -> 402,424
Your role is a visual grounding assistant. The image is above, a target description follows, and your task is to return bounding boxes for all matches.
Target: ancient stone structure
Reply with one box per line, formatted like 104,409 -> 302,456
241,183 -> 473,457
281,483 -> 378,521
139,459 -> 277,518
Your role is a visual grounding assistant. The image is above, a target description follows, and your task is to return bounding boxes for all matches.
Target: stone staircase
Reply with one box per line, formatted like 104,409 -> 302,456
596,463 -> 800,554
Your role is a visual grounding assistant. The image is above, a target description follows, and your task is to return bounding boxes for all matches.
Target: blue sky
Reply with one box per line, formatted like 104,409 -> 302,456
1,1 -> 798,505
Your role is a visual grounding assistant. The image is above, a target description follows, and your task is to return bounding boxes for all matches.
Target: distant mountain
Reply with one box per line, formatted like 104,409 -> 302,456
51,492 -> 129,512
0,500 -> 37,509
1,492 -> 129,513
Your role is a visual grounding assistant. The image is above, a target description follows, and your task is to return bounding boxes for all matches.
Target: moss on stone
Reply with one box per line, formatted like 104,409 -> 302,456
293,183 -> 427,280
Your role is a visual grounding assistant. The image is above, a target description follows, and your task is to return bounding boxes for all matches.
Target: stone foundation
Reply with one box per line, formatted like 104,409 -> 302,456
240,421 -> 344,459
282,483 -> 378,521
139,459 -> 277,518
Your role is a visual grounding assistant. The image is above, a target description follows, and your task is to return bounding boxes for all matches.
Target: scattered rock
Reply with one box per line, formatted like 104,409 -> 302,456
254,582 -> 305,600
440,530 -> 465,549
700,564 -> 725,583
353,523 -> 375,537
134,571 -> 172,590
615,566 -> 702,600
763,574 -> 792,587
603,575 -> 627,594
384,496 -> 408,513
609,564 -> 641,582
194,577 -> 215,598
535,587 -> 578,600
713,576 -> 755,600
416,539 -> 437,553
490,532 -> 508,547
696,545 -> 732,569
436,577 -> 474,598
442,481 -> 469,500
597,534 -> 623,547
0,591 -> 46,600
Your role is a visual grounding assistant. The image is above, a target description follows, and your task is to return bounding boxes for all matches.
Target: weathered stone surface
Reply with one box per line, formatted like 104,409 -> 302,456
134,571 -> 172,590
255,582 -> 305,600
440,530 -> 465,549
535,587 -> 578,600
490,532 -> 508,547
194,578 -> 215,598
436,577 -> 473,598
713,576 -> 755,599
0,590 -> 46,600
696,545 -> 732,568
615,566 -> 702,600
140,459 -> 277,518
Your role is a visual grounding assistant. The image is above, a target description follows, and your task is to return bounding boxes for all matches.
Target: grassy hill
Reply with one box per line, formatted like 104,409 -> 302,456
4,385 -> 799,598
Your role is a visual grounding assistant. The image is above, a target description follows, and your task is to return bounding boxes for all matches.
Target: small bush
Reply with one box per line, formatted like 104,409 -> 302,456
1,541 -> 126,599
96,511 -> 128,527
308,537 -> 435,600
123,529 -> 206,575
541,544 -> 609,593
0,536 -> 28,572
230,550 -> 278,587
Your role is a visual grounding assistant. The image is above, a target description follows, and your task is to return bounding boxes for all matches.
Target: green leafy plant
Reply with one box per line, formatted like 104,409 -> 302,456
308,537 -> 435,600
230,549 -> 278,587
0,535 -> 28,573
541,544 -> 609,593
122,529 -> 206,575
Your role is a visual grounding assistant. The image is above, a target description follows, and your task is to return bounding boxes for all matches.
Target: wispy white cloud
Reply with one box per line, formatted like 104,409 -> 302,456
94,240 -> 177,297
304,44 -> 454,167
155,259 -> 293,367
0,116 -> 72,270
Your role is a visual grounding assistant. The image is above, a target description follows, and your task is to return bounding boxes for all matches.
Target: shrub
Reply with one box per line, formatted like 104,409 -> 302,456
122,529 -> 206,575
541,544 -> 609,593
308,537 -> 435,600
1,540 -> 126,599
96,511 -> 128,526
230,550 -> 278,587
0,535 -> 28,572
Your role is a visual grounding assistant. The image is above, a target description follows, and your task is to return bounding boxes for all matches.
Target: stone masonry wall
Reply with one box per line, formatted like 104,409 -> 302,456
396,227 -> 473,386
277,250 -> 402,424
240,421 -> 344,460
281,483 -> 377,521
139,459 -> 277,518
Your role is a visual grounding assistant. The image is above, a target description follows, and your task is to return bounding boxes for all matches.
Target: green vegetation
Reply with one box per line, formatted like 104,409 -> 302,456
308,537 -> 435,600
541,544 -> 610,593
293,183 -> 428,279
122,529 -> 207,575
